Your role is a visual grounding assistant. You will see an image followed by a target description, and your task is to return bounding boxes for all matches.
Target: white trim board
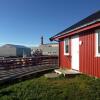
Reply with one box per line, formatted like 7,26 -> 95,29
95,29 -> 100,57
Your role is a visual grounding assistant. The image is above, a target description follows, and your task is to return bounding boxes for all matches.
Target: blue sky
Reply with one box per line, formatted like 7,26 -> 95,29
0,0 -> 100,47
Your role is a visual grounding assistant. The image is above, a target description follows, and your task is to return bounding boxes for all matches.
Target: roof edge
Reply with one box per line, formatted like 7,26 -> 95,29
50,19 -> 100,41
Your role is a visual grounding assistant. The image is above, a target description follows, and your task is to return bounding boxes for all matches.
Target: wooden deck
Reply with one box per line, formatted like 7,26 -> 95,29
0,56 -> 58,83
0,65 -> 58,82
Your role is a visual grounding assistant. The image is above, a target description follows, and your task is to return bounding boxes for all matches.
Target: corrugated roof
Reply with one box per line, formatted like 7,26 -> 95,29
50,10 -> 100,40
1,44 -> 30,49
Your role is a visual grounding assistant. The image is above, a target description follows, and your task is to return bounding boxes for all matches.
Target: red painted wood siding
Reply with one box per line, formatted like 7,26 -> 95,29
79,28 -> 100,78
59,39 -> 71,69
59,27 -> 100,77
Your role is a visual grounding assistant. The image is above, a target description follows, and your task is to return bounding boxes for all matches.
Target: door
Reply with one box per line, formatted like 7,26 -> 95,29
71,35 -> 79,70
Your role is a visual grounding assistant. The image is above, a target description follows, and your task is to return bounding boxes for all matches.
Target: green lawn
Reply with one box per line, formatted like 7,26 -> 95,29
0,74 -> 100,100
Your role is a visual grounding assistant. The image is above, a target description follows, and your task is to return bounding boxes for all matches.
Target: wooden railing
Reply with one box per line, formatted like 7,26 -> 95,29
0,56 -> 58,70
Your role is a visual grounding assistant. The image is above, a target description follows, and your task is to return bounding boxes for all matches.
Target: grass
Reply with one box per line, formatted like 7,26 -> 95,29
0,74 -> 100,100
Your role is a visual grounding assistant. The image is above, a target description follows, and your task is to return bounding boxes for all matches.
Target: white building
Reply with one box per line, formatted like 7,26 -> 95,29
31,36 -> 59,56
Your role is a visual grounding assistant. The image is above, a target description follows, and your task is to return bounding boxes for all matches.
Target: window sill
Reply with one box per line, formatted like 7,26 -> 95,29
95,53 -> 100,57
64,53 -> 69,56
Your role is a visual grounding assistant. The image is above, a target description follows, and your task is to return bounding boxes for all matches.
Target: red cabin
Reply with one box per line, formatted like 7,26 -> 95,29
50,11 -> 100,78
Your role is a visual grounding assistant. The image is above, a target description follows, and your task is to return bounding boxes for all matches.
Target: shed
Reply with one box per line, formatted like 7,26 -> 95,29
50,11 -> 100,78
0,44 -> 31,57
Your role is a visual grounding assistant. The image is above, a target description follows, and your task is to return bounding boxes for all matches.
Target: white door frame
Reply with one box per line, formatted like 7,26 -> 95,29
71,35 -> 79,71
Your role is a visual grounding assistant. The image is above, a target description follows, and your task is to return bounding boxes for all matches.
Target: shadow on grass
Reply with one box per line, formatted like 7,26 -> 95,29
0,90 -> 14,97
0,69 -> 54,90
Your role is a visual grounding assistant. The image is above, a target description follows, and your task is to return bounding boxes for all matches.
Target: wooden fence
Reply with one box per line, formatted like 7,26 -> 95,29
0,56 -> 58,70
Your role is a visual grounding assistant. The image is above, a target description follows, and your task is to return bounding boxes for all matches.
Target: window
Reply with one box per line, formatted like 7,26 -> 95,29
64,38 -> 69,55
96,29 -> 100,57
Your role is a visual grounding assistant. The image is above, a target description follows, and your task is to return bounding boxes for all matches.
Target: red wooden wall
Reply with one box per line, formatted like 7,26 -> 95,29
59,27 -> 100,77
59,39 -> 71,69
79,28 -> 100,77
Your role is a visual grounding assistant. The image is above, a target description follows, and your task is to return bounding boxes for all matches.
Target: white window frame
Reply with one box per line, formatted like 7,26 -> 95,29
95,29 -> 100,57
64,38 -> 69,55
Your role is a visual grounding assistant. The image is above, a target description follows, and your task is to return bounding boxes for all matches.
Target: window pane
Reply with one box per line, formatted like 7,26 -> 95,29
98,32 -> 100,53
65,39 -> 69,53
65,45 -> 68,53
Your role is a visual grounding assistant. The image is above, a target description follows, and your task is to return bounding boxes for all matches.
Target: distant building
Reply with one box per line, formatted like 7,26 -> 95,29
0,44 -> 31,57
31,36 -> 59,56
39,43 -> 59,55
